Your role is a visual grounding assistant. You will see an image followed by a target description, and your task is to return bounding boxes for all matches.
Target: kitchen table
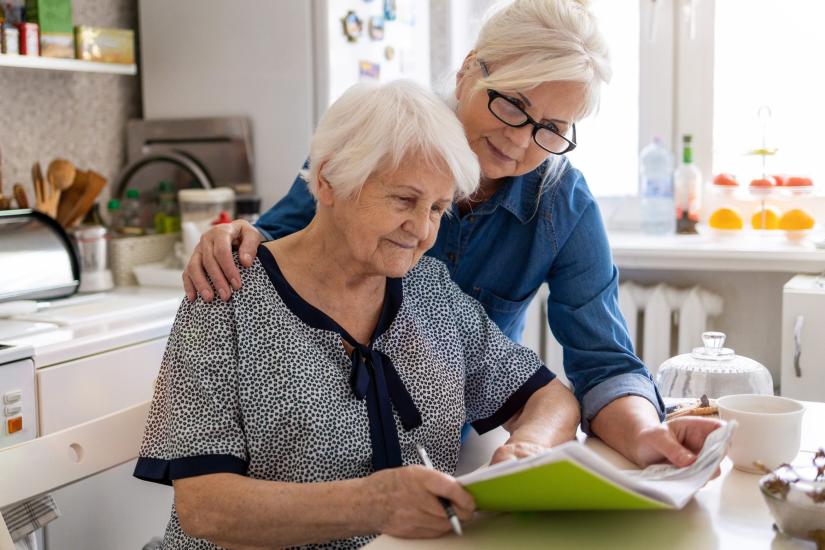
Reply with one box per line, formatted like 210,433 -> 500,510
367,401 -> 825,550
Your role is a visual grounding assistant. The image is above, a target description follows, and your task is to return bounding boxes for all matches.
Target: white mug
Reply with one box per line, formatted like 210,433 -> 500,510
717,394 -> 805,473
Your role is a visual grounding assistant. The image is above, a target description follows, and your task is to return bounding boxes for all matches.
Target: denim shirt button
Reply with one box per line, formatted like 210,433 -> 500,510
467,215 -> 476,223
447,252 -> 457,263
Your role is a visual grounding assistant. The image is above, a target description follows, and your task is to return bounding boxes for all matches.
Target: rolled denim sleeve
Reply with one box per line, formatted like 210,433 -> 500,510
255,167 -> 317,240
546,194 -> 664,435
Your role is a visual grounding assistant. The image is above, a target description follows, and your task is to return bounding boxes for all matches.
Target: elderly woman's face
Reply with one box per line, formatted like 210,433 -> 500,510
456,73 -> 586,181
328,158 -> 454,279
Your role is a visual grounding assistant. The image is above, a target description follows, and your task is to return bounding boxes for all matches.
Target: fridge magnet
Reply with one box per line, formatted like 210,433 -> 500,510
368,16 -> 385,40
358,60 -> 381,81
384,45 -> 395,61
383,0 -> 397,21
341,10 -> 363,43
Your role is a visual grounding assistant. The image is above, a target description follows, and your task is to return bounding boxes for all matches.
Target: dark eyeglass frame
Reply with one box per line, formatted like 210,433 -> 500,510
486,89 -> 577,155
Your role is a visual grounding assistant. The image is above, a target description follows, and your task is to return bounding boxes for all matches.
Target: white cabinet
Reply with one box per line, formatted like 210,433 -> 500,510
781,275 -> 825,401
37,337 -> 172,550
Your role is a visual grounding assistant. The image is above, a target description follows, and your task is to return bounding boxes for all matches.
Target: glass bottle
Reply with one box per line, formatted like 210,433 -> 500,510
121,188 -> 145,236
154,181 -> 181,234
674,134 -> 702,234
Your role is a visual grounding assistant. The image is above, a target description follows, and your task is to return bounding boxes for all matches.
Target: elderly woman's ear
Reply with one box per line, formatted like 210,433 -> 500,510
455,49 -> 478,95
315,163 -> 336,207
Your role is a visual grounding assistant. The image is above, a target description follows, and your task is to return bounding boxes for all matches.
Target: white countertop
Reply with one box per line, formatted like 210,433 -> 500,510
609,232 -> 825,272
2,287 -> 181,367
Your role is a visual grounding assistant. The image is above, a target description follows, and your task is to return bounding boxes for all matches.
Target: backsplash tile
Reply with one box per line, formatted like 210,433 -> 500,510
0,0 -> 140,205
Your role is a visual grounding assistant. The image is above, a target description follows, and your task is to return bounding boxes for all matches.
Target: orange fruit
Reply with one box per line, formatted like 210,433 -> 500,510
709,207 -> 744,230
751,206 -> 780,230
778,209 -> 815,230
713,173 -> 739,187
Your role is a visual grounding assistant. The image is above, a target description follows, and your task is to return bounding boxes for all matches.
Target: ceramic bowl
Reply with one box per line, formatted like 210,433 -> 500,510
759,465 -> 825,546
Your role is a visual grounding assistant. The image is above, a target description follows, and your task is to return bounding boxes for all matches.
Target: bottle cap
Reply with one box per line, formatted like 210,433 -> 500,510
126,188 -> 140,199
107,198 -> 121,210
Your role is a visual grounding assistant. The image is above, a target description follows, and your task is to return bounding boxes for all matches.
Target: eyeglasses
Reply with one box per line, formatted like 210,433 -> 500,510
486,89 -> 577,155
477,60 -> 577,155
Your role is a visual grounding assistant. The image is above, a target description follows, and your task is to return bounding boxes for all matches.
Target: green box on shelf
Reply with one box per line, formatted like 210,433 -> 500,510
26,0 -> 74,58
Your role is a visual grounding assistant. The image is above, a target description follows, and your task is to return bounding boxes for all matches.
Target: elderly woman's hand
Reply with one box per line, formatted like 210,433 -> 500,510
367,465 -> 475,538
182,219 -> 262,302
490,440 -> 547,465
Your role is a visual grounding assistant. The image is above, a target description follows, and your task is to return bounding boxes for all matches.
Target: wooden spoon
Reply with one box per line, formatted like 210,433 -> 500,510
32,161 -> 59,217
47,159 -> 76,216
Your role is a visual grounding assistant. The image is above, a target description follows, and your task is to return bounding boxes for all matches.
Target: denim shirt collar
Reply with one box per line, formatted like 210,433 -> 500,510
463,161 -> 549,224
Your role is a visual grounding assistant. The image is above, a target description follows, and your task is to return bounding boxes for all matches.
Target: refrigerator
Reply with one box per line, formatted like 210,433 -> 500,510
781,275 -> 825,401
139,0 -> 431,210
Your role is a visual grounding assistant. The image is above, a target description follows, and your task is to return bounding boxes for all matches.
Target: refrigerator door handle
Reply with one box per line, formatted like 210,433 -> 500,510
793,315 -> 804,378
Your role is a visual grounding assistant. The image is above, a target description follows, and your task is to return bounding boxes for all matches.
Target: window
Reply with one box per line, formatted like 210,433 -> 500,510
712,0 -> 825,184
567,0 -> 640,197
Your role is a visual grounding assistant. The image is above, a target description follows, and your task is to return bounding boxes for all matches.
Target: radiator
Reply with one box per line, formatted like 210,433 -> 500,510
618,282 -> 723,376
522,283 -> 723,384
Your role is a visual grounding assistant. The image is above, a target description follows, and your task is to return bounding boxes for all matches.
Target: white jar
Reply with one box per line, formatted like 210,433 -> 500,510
178,188 -> 235,261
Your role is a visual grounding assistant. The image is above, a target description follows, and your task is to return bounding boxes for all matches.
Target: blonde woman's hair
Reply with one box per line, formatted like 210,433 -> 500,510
473,0 -> 612,121
301,80 -> 480,201
462,0 -> 612,215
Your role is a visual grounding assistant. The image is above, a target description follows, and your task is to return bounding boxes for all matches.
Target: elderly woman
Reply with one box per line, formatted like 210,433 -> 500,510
183,0 -> 721,470
134,79 -> 579,548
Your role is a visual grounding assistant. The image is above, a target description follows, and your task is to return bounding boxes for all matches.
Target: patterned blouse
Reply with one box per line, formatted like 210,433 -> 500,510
134,245 -> 554,549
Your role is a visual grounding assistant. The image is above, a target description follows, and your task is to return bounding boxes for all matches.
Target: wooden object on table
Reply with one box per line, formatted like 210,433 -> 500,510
13,183 -> 29,209
46,159 -> 76,216
59,170 -> 107,227
32,161 -> 59,217
56,169 -> 89,225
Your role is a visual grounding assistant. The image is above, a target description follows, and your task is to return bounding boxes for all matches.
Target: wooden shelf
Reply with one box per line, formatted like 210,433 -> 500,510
0,54 -> 136,75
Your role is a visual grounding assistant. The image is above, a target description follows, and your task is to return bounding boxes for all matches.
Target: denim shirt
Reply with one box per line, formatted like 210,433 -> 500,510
256,159 -> 664,432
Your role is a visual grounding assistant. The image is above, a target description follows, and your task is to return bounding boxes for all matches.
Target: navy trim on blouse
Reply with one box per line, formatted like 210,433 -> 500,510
134,455 -> 248,486
257,244 -> 422,471
471,367 -> 555,434
257,245 -> 402,344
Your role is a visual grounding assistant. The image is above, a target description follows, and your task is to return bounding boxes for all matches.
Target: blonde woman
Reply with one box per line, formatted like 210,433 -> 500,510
136,80 -> 580,548
184,0 -> 721,475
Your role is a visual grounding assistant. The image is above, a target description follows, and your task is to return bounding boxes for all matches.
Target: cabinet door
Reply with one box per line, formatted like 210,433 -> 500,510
37,337 -> 172,550
781,291 -> 825,401
37,337 -> 166,435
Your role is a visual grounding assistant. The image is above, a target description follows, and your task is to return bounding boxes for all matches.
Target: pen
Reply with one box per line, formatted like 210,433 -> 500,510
415,443 -> 463,536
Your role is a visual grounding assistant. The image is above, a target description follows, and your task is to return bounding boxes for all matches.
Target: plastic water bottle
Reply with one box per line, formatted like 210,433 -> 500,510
639,138 -> 675,235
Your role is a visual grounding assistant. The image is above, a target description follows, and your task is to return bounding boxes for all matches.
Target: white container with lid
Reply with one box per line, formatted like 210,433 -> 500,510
177,188 -> 235,264
178,188 -> 235,225
656,331 -> 774,398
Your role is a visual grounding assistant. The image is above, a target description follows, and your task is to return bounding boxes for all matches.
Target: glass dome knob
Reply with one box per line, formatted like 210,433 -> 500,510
702,331 -> 726,352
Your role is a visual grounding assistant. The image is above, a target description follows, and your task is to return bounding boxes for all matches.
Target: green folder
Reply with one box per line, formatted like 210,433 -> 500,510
457,423 -> 735,512
463,459 -> 668,511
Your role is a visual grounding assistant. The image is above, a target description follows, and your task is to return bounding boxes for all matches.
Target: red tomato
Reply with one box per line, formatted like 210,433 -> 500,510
713,173 -> 739,186
749,177 -> 775,188
785,176 -> 813,187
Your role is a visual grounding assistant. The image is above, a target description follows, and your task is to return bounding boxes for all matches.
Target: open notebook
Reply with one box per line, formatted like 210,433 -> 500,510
457,420 -> 736,511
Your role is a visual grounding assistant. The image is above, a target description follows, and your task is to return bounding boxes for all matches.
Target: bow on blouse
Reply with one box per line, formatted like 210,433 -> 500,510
350,346 -> 422,471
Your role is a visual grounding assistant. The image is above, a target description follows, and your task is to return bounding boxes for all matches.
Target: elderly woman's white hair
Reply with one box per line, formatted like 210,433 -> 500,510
473,0 -> 612,121
301,80 -> 480,201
